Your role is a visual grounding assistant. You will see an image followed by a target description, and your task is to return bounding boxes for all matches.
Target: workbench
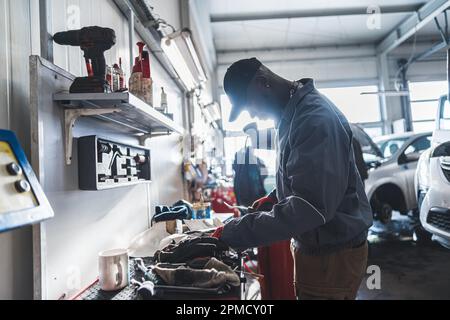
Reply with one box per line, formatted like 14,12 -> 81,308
71,256 -> 247,300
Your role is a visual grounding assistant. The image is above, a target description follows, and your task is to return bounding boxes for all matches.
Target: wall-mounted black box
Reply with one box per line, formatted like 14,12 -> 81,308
78,136 -> 151,190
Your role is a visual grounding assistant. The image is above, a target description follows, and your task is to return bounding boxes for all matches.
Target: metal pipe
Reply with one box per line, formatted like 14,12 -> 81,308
113,0 -> 186,93
447,48 -> 450,100
128,8 -> 135,72
39,0 -> 53,62
434,17 -> 448,44
211,5 -> 422,23
377,0 -> 450,55
398,59 -> 414,132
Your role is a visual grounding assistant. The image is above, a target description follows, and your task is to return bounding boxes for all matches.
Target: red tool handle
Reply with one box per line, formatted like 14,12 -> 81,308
85,58 -> 94,77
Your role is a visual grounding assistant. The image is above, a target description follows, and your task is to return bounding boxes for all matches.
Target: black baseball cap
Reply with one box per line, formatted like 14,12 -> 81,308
223,58 -> 262,122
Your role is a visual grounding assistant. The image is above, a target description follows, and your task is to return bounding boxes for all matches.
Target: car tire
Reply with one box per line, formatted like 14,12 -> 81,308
413,225 -> 433,245
378,203 -> 393,224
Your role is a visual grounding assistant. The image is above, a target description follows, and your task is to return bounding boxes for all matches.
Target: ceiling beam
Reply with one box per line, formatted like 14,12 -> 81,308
216,39 -> 440,56
376,0 -> 450,55
216,43 -> 376,55
217,55 -> 376,67
210,4 -> 424,23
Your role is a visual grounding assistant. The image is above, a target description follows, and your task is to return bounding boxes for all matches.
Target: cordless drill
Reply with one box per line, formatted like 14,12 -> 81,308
53,26 -> 116,93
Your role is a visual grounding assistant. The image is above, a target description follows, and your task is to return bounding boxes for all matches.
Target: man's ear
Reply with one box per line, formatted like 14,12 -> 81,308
253,75 -> 270,89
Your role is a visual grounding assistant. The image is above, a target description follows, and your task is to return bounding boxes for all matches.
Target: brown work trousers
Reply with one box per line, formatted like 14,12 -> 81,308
291,241 -> 368,300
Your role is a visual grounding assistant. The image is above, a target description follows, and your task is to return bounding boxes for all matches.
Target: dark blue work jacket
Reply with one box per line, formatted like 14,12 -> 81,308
221,79 -> 373,255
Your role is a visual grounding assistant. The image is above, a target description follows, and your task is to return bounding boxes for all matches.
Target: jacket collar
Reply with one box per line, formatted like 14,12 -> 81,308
277,78 -> 316,131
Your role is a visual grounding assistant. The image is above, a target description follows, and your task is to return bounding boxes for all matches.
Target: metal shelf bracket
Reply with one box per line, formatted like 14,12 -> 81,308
138,130 -> 171,145
65,108 -> 121,165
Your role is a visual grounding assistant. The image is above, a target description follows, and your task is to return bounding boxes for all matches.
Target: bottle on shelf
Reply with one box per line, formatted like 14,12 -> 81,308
106,65 -> 114,92
141,50 -> 153,106
129,43 -> 144,99
114,58 -> 126,91
129,42 -> 153,105
156,87 -> 168,113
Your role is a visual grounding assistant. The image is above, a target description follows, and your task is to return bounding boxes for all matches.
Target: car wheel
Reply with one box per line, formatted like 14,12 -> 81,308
379,203 -> 393,224
413,225 -> 433,244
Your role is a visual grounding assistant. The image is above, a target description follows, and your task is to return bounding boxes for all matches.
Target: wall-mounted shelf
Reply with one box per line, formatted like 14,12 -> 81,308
54,92 -> 185,165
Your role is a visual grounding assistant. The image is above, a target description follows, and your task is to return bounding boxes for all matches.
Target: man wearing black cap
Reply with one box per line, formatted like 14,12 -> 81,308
212,58 -> 373,300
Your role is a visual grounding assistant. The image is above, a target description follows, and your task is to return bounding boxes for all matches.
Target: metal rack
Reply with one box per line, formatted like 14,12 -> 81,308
53,92 -> 185,165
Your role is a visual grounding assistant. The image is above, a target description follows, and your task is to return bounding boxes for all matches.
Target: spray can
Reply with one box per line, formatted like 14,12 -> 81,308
111,64 -> 120,92
115,58 -> 126,91
141,50 -> 153,106
129,43 -> 145,98
129,57 -> 142,97
129,42 -> 152,105
106,65 -> 113,91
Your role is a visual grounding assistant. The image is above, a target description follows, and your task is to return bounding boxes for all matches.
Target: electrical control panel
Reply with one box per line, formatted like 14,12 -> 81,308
78,136 -> 151,190
0,129 -> 54,233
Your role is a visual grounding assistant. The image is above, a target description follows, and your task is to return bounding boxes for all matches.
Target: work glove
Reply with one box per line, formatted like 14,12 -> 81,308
248,194 -> 278,213
152,205 -> 189,223
155,237 -> 228,263
211,226 -> 224,239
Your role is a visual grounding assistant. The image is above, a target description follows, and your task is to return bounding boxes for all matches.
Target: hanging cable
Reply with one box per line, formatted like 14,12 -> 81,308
393,29 -> 417,92
444,10 -> 449,42
135,0 -> 176,34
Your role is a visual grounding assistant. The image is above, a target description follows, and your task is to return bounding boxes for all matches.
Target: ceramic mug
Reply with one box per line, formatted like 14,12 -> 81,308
98,248 -> 129,291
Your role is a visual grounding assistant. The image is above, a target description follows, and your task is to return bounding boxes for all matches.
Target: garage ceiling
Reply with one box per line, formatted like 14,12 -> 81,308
209,0 -> 434,52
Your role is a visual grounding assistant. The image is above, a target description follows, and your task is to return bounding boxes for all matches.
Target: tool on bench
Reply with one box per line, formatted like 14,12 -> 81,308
131,259 -> 235,299
131,279 -> 156,299
133,258 -> 154,281
53,26 -> 116,93
131,278 -> 231,300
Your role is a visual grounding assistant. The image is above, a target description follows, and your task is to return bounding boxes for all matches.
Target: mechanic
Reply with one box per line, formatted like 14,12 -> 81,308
212,58 -> 373,300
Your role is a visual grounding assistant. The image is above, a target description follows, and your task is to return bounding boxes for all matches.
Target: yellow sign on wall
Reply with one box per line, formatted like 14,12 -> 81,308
0,142 -> 38,214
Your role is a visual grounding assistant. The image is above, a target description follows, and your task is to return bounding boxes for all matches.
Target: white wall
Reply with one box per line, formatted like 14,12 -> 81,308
40,0 -> 186,299
0,0 -> 187,300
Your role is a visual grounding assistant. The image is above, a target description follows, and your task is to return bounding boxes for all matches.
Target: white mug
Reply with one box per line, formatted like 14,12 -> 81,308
98,248 -> 129,291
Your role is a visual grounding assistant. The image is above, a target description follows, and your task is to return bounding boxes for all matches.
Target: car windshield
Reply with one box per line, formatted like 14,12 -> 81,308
377,138 -> 410,159
350,124 -> 383,158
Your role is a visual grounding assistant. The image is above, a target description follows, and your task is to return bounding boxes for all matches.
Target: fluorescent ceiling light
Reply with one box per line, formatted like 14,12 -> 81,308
161,29 -> 207,91
360,90 -> 410,97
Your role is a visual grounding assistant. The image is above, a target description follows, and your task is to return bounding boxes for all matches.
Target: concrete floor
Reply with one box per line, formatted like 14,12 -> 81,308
357,213 -> 450,300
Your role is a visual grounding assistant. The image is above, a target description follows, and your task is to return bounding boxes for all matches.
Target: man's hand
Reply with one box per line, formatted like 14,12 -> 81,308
249,195 -> 278,213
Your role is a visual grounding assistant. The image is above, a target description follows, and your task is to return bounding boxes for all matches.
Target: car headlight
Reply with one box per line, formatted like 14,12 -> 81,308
417,149 -> 432,192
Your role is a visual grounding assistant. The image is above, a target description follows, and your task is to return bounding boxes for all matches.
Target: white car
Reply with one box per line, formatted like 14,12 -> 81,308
364,132 -> 432,223
415,95 -> 450,247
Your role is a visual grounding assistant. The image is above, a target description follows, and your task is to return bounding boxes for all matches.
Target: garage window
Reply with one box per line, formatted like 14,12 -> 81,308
319,85 -> 381,123
409,81 -> 448,133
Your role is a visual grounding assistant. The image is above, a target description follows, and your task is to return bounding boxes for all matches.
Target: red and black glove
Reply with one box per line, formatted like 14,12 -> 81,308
211,226 -> 224,239
249,194 -> 278,213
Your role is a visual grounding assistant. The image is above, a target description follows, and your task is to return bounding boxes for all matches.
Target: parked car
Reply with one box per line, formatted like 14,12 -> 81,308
362,130 -> 432,223
415,95 -> 450,247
